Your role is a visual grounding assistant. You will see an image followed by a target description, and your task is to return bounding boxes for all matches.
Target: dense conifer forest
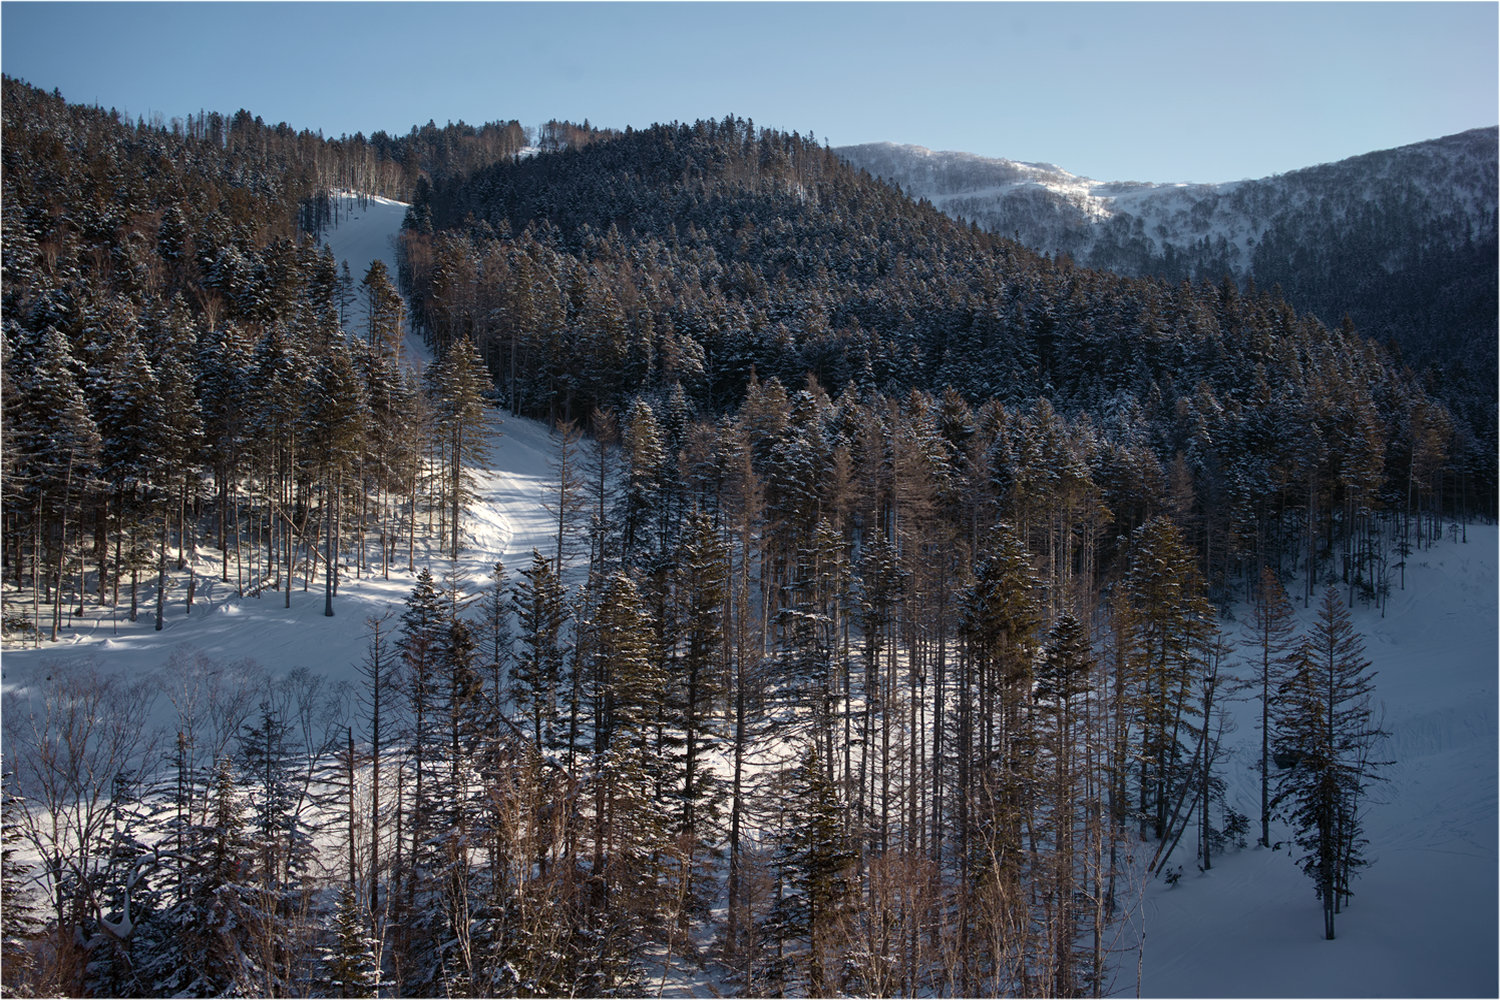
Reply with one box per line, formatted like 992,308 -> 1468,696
0,77 -> 1490,996
837,129 -> 1499,482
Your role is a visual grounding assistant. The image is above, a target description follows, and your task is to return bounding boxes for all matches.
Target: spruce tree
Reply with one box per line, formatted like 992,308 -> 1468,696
12,328 -> 101,640
319,882 -> 381,998
425,334 -> 494,559
1251,566 -> 1298,848
673,507 -> 729,890
761,740 -> 855,997
1,779 -> 45,995
1272,586 -> 1386,940
1034,610 -> 1095,996
1124,516 -> 1214,841
512,551 -> 567,752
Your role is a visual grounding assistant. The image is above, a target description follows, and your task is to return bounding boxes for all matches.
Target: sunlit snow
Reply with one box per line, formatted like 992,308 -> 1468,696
3,193 -> 1493,999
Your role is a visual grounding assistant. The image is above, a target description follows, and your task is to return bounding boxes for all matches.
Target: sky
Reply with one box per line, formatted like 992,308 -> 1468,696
2,1 -> 1495,184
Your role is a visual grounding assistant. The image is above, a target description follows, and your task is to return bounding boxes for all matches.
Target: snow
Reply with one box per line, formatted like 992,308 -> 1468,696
838,130 -> 1497,278
319,191 -> 433,370
2,195 -> 560,734
1139,527 -> 1498,998
3,190 -> 1494,998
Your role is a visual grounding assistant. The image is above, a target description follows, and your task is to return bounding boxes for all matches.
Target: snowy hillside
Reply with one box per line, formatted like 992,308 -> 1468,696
837,128 -> 1498,280
2,193 -> 563,731
6,516 -> 1493,996
4,184 -> 1493,999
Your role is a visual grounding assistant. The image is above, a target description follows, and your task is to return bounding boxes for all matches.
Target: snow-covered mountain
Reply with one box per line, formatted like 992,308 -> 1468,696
837,128 -> 1497,282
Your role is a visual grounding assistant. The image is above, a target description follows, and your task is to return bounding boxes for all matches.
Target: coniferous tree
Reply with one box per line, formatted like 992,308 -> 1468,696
305,338 -> 369,616
1251,565 -> 1298,848
395,565 -> 445,966
356,613 -> 397,917
426,334 -> 494,558
12,328 -> 101,641
1,777 -> 46,995
361,259 -> 406,361
1034,610 -> 1095,997
620,398 -> 667,558
512,550 -> 568,752
672,507 -> 729,914
545,417 -> 589,573
760,740 -> 855,997
588,570 -> 661,993
1272,586 -> 1386,940
1124,516 -> 1215,841
319,882 -> 381,998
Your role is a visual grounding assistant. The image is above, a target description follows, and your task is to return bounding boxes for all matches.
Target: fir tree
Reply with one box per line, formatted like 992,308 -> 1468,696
761,741 -> 855,997
1251,566 -> 1299,848
512,550 -> 568,752
1272,587 -> 1387,940
319,882 -> 381,998
426,334 -> 495,559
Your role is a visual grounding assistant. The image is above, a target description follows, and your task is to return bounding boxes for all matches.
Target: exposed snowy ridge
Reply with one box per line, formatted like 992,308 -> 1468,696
837,127 -> 1499,280
839,140 -> 1224,226
841,140 -> 1119,222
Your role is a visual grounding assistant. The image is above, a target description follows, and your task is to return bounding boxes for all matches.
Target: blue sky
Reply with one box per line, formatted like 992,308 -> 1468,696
2,2 -> 1494,183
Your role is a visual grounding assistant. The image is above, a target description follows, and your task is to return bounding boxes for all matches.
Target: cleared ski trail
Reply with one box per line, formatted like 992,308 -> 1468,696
2,191 -> 1493,1000
2,194 -> 563,729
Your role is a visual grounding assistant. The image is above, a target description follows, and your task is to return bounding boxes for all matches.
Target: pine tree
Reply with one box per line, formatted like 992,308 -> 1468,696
166,754 -> 257,996
1,778 -> 45,995
1034,610 -> 1095,996
397,566 -> 445,921
356,613 -> 398,916
480,560 -> 512,713
544,417 -> 588,573
512,550 -> 567,752
426,334 -> 495,558
620,398 -> 666,557
672,507 -> 729,902
588,571 -> 662,992
1124,516 -> 1214,841
319,882 -> 382,998
361,259 -> 406,361
1272,586 -> 1386,940
12,328 -> 101,641
958,523 -> 1040,871
305,338 -> 369,616
1251,566 -> 1298,848
196,324 -> 251,589
760,740 -> 855,997
247,325 -> 311,603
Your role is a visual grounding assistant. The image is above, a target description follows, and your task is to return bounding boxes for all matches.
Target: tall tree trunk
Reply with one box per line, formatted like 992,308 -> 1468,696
325,472 -> 336,617
155,509 -> 168,631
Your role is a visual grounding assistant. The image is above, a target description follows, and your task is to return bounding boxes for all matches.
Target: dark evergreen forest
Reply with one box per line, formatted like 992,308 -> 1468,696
0,78 -> 1488,996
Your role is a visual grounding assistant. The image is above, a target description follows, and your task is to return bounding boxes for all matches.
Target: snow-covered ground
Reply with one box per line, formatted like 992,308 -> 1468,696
1140,527 -> 1498,998
2,192 -> 562,734
322,191 -> 427,366
3,194 -> 1494,998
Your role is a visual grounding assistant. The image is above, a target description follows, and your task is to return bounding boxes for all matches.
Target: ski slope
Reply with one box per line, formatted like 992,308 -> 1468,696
3,194 -> 1494,998
1,193 -> 562,732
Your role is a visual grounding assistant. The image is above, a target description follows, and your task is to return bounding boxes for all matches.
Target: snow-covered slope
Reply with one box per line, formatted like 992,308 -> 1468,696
1140,528 -> 1497,998
837,128 -> 1498,280
321,191 -> 425,364
3,187 -> 1493,999
2,194 -> 563,732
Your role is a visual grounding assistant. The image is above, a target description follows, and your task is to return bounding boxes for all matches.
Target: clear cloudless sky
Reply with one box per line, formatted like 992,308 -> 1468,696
2,1 -> 1495,183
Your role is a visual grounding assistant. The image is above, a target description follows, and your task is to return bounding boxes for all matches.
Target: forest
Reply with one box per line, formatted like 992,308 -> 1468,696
0,77 -> 1489,996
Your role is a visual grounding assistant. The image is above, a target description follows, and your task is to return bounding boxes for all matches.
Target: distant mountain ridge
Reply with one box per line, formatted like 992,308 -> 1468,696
836,129 -> 1496,281
838,129 -> 1499,455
